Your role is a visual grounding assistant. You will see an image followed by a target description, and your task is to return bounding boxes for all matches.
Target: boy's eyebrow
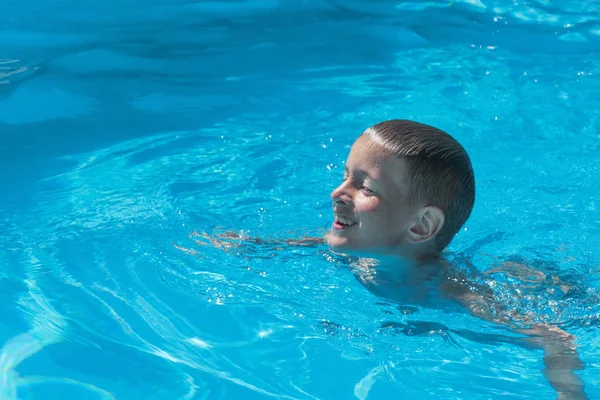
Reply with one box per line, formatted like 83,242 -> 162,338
344,166 -> 379,182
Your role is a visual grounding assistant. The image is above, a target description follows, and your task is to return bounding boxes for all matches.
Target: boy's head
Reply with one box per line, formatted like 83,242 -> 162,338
327,119 -> 475,260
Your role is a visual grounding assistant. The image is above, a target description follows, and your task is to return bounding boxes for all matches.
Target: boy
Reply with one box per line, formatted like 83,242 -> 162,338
184,120 -> 588,399
324,119 -> 587,399
326,119 -> 473,260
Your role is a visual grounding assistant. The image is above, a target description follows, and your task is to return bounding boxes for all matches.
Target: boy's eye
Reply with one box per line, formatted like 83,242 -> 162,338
361,185 -> 375,194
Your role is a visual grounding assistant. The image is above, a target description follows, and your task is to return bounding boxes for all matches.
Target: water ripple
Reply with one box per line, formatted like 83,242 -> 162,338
1,1 -> 599,398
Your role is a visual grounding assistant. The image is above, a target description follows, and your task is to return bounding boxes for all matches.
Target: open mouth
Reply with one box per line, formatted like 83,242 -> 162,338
333,218 -> 357,230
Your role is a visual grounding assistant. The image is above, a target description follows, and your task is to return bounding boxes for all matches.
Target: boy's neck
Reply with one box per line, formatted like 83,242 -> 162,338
346,251 -> 443,281
369,244 -> 441,265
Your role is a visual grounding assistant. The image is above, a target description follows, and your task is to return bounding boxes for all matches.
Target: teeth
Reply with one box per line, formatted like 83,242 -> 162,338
336,215 -> 354,225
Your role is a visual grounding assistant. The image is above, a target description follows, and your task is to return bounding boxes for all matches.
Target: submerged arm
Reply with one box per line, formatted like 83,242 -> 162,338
173,229 -> 327,256
200,230 -> 327,247
454,288 -> 588,400
516,325 -> 587,400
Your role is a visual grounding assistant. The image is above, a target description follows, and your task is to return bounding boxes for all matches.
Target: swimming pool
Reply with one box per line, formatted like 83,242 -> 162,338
1,0 -> 599,398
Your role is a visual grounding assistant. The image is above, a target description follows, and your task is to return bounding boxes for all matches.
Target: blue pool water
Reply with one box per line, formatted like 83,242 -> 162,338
1,0 -> 600,399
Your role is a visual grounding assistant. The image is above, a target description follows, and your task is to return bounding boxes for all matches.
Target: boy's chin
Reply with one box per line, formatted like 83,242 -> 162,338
326,232 -> 361,252
326,234 -> 350,250
326,240 -> 380,259
326,234 -> 407,260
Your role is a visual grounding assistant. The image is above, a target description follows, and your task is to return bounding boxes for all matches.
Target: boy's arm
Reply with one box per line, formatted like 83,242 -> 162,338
515,325 -> 587,400
203,230 -> 327,247
173,230 -> 327,256
453,289 -> 588,400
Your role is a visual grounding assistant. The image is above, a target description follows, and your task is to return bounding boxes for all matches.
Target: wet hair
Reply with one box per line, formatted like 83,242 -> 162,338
361,119 -> 475,252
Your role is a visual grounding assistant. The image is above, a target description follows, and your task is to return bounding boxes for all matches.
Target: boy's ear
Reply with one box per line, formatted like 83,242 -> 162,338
406,206 -> 445,243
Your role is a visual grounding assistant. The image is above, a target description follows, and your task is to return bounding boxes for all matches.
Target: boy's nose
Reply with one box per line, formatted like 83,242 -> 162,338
331,182 -> 352,204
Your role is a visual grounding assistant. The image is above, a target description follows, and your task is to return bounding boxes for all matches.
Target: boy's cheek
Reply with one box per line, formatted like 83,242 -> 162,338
355,197 -> 380,213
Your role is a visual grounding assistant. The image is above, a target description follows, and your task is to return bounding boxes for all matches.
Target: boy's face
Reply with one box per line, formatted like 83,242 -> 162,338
327,137 -> 416,254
